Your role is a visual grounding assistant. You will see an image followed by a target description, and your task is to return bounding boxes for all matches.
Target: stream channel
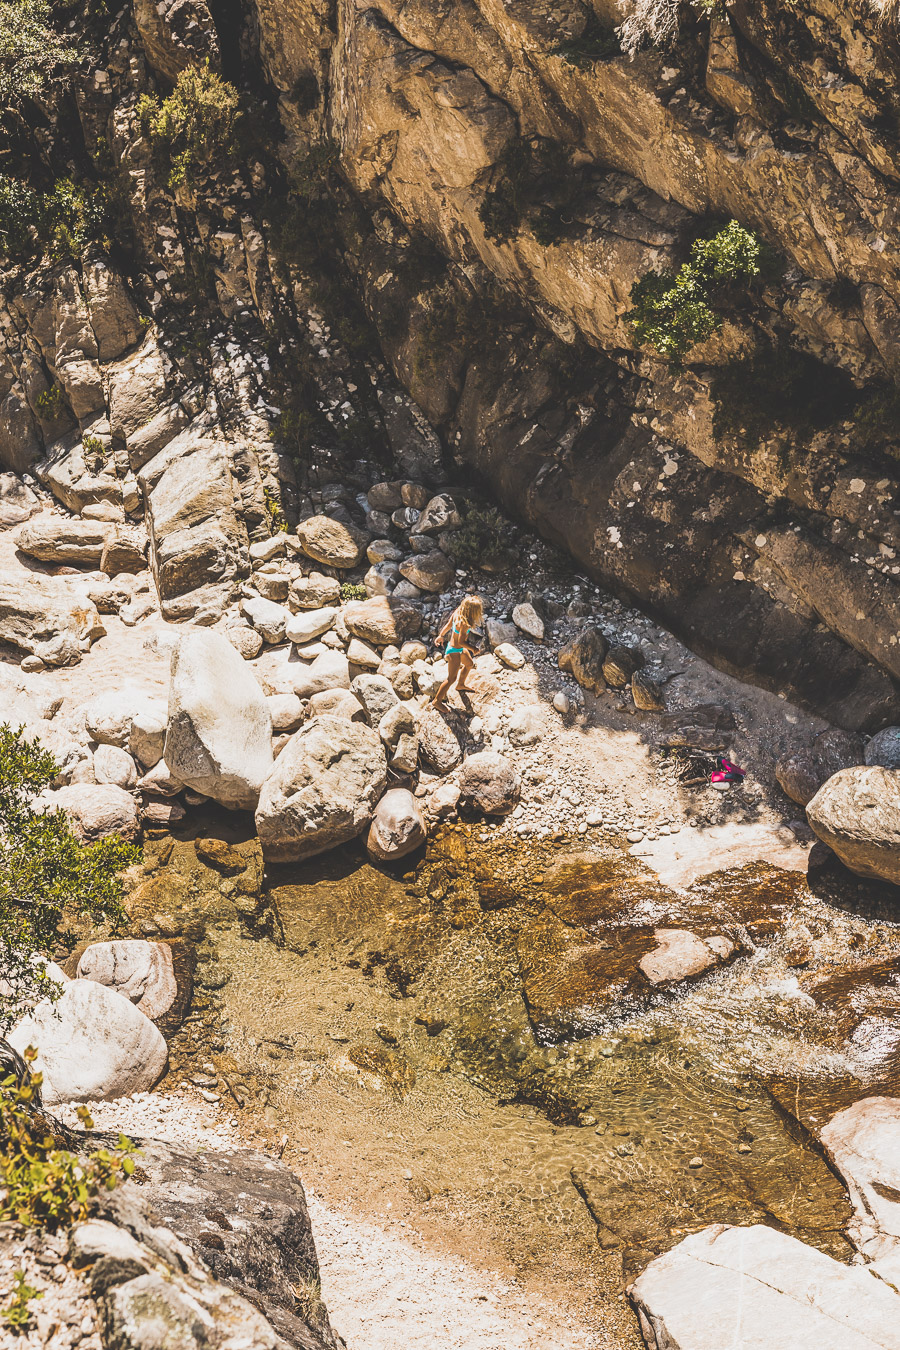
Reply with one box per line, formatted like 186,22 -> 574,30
121,810 -> 900,1342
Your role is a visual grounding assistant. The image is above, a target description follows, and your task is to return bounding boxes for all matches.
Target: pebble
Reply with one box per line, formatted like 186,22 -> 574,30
199,1088 -> 220,1103
688,1156 -> 704,1168
626,830 -> 644,843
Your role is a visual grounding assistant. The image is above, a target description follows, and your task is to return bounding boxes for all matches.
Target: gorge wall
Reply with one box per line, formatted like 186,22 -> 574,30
4,0 -> 900,730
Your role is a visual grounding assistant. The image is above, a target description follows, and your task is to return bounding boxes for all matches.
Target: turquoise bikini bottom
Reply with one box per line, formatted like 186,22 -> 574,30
445,646 -> 465,656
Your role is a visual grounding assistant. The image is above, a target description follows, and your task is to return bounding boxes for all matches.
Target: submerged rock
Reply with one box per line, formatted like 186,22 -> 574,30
164,629 -> 274,811
256,714 -> 387,862
807,766 -> 900,884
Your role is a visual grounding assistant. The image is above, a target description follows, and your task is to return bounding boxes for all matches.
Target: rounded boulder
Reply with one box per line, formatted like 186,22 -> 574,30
458,751 -> 520,814
366,788 -> 427,862
807,765 -> 900,884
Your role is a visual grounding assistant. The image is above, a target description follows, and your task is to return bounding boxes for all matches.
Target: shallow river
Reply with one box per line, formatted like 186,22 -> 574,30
125,817 -> 900,1343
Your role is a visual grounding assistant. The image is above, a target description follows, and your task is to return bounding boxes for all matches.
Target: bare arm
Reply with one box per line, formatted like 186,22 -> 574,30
436,610 -> 455,641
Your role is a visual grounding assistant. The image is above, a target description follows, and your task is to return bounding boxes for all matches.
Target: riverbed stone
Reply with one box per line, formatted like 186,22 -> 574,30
297,515 -> 365,568
225,622 -> 264,660
628,1222 -> 900,1350
92,743 -> 138,789
820,1096 -> 900,1271
291,651 -> 351,699
50,783 -> 139,841
603,645 -> 643,688
865,727 -> 900,770
638,929 -> 733,985
8,979 -> 167,1104
558,627 -> 608,693
417,708 -> 463,773
76,939 -> 178,1022
416,494 -> 461,534
495,642 -> 525,670
350,673 -> 399,725
307,688 -> 365,720
289,572 -> 341,610
343,596 -> 421,646
241,595 -> 290,645
399,551 -> 453,593
347,636 -> 381,668
807,766 -> 900,884
285,606 -> 337,645
776,728 -> 865,806
458,751 -> 520,813
164,629 -> 274,810
267,692 -> 304,733
366,788 -> 426,862
256,715 -> 387,862
512,602 -> 544,641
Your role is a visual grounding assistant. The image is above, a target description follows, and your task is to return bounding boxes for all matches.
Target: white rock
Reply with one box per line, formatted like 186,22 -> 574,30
290,651 -> 351,700
76,940 -> 177,1021
128,698 -> 167,768
136,759 -> 184,797
224,623 -> 263,660
241,595 -> 291,644
495,642 -> 526,670
347,636 -> 381,669
552,691 -> 571,715
821,1097 -> 900,1271
82,690 -> 140,747
8,980 -> 167,1105
508,705 -> 543,747
164,629 -> 274,810
49,783 -> 139,840
512,603 -> 544,641
256,715 -> 387,862
629,1222 -> 900,1350
638,929 -> 727,985
266,693 -> 304,733
92,743 -> 137,789
366,788 -> 426,861
284,606 -> 337,645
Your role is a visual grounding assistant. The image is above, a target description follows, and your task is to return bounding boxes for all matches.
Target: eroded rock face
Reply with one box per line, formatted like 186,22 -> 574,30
164,629 -> 274,810
8,979 -> 167,1104
807,766 -> 900,884
256,714 -> 387,861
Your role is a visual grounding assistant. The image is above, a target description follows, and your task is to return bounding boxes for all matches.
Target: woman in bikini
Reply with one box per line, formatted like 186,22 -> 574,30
430,594 -> 484,710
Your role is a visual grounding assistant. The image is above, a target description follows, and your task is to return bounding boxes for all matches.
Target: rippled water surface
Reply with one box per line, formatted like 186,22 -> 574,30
132,822 -> 900,1332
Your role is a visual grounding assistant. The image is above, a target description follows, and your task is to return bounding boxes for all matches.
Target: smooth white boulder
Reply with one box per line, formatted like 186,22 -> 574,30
76,940 -> 177,1022
256,714 -> 386,862
284,606 -> 337,645
8,979 -> 167,1104
241,595 -> 291,644
49,783 -> 139,840
164,629 -> 273,810
366,788 -> 426,862
129,698 -> 167,767
92,743 -> 138,789
629,1223 -> 900,1350
821,1097 -> 900,1270
290,651 -> 351,700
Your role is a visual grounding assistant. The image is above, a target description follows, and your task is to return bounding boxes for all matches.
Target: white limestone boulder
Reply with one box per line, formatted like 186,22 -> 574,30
164,629 -> 273,810
76,940 -> 178,1022
821,1096 -> 900,1272
628,1222 -> 900,1350
256,715 -> 387,862
49,783 -> 139,841
366,788 -> 426,862
8,979 -> 167,1104
807,766 -> 900,884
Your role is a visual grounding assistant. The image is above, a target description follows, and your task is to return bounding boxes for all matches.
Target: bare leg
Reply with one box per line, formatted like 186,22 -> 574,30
431,652 -> 461,709
455,648 -> 475,692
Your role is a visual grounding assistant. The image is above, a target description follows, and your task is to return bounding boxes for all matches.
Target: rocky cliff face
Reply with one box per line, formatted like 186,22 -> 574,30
5,0 -> 900,729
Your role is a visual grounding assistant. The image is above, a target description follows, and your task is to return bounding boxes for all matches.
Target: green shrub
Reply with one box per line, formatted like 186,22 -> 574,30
628,220 -> 764,362
138,63 -> 240,191
446,504 -> 518,572
263,484 -> 288,533
0,0 -> 79,106
0,175 -> 107,263
1,1270 -> 41,1329
0,1048 -> 137,1230
0,725 -> 137,1031
340,582 -> 367,602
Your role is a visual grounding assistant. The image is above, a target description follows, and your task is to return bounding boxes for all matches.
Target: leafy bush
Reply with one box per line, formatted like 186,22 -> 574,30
1,1270 -> 41,1329
0,1048 -> 136,1229
0,725 -> 137,1032
138,63 -> 240,191
446,504 -> 518,572
340,582 -> 367,601
628,220 -> 764,362
0,175 -> 107,263
0,0 -> 79,106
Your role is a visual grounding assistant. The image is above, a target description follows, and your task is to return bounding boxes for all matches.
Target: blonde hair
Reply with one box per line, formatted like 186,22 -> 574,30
456,594 -> 483,626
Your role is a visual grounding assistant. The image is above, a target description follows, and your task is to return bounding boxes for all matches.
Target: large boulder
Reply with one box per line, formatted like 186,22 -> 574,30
558,627 -> 608,693
776,728 -> 865,806
289,572 -> 341,610
16,515 -> 114,567
164,629 -> 273,810
296,515 -> 366,568
241,595 -> 290,645
0,571 -> 104,662
350,672 -> 399,725
343,596 -> 422,646
290,651 -> 351,700
399,552 -> 453,593
417,708 -> 463,773
458,751 -> 520,814
50,783 -> 139,841
807,766 -> 900,883
256,715 -> 387,862
8,979 -> 167,1105
76,940 -> 178,1022
366,788 -> 426,862
285,606 -> 337,645
628,1223 -> 900,1350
